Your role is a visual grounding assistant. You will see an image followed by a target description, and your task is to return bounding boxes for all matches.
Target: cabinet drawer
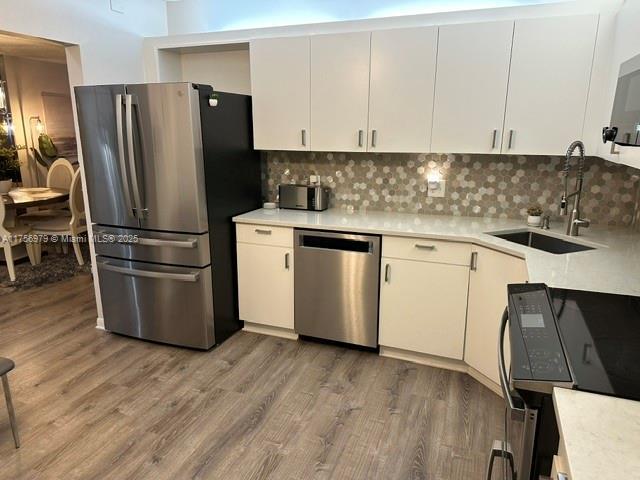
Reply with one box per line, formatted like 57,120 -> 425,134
236,223 -> 293,247
382,235 -> 471,266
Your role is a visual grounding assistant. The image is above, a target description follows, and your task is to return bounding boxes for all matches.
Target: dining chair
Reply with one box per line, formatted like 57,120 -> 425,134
0,199 -> 37,281
30,169 -> 87,266
0,357 -> 19,449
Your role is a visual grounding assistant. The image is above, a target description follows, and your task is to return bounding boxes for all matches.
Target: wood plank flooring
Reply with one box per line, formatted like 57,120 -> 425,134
0,274 -> 505,479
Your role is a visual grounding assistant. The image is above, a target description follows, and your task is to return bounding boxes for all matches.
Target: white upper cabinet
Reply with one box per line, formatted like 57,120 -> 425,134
368,27 -> 438,153
310,32 -> 371,152
431,21 -> 514,154
250,36 -> 310,150
502,14 -> 599,155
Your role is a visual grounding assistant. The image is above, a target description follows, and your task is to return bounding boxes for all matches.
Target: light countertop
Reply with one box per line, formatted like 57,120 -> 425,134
233,208 -> 640,296
553,388 -> 640,480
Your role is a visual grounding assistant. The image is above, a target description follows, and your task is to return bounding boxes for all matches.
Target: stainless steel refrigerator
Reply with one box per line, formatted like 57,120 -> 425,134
74,82 -> 261,349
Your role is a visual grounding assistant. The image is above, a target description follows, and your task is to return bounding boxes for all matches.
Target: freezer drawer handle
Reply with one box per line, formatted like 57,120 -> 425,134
98,262 -> 200,282
134,237 -> 197,249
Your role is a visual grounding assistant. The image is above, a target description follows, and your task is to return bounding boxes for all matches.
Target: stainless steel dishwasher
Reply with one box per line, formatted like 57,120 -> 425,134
294,229 -> 381,348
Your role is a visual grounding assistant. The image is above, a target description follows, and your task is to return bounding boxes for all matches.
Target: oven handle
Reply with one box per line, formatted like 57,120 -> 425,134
499,307 -> 525,422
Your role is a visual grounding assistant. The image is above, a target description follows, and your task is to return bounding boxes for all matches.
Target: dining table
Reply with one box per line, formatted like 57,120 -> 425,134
2,187 -> 70,226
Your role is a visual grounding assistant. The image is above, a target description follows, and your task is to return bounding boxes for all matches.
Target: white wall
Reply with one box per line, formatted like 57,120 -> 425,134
180,49 -> 251,94
166,0 -> 578,34
0,0 -> 167,84
3,56 -> 72,186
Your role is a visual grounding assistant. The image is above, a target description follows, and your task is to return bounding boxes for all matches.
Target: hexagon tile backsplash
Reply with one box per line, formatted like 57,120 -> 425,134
262,151 -> 640,227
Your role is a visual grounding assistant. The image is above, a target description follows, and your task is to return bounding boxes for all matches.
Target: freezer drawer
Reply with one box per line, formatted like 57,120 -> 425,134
294,229 -> 381,347
93,225 -> 210,267
97,257 -> 214,349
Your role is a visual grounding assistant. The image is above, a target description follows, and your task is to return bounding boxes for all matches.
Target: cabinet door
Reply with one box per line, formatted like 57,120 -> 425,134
431,21 -> 514,154
379,258 -> 469,360
310,32 -> 371,152
250,36 -> 310,150
368,27 -> 437,153
237,243 -> 294,329
465,246 -> 528,385
502,15 -> 599,155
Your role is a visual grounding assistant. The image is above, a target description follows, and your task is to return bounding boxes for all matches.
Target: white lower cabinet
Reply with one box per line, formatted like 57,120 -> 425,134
379,253 -> 470,360
236,227 -> 294,330
465,246 -> 528,385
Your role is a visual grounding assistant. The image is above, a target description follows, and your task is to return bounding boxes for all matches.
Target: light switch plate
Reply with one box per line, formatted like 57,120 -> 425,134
428,180 -> 446,198
110,0 -> 125,13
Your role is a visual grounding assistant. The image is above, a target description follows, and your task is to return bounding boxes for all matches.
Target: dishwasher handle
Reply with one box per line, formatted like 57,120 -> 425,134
297,231 -> 377,254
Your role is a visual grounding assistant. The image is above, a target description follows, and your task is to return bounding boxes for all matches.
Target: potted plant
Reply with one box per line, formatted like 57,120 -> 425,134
526,206 -> 544,227
0,124 -> 20,194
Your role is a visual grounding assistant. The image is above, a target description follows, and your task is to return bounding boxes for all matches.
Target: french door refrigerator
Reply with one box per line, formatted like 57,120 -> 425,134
74,82 -> 261,349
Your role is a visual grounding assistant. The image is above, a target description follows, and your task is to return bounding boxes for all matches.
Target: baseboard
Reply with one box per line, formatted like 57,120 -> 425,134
466,365 -> 502,397
380,345 -> 502,397
243,322 -> 298,340
379,345 -> 467,373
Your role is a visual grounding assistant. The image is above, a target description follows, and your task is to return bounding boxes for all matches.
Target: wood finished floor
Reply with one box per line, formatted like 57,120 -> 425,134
0,274 -> 505,480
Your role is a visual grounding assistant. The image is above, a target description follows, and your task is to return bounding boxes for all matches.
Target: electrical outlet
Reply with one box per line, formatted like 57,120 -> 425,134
427,179 -> 446,198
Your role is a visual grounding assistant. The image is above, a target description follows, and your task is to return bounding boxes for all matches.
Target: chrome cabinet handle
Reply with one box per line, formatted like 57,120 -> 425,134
301,129 -> 307,146
384,263 -> 391,283
371,129 -> 377,148
414,244 -> 436,250
508,129 -> 515,150
557,474 -> 569,480
255,229 -> 272,235
358,129 -> 364,147
470,251 -> 478,271
491,129 -> 498,149
98,261 -> 199,282
285,252 -> 290,270
115,94 -> 134,217
125,94 -> 143,216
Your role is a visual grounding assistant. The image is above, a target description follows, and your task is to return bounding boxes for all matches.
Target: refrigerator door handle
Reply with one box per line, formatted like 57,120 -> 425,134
99,261 -> 200,282
115,94 -> 134,217
125,94 -> 144,218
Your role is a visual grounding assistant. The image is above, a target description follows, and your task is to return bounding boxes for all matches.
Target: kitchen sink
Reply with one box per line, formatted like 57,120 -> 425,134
489,230 -> 595,254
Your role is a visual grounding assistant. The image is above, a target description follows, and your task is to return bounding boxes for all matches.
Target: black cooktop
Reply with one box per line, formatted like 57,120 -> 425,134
550,287 -> 640,401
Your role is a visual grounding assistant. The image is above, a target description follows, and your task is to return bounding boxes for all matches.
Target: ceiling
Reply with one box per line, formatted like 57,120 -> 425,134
0,31 -> 67,64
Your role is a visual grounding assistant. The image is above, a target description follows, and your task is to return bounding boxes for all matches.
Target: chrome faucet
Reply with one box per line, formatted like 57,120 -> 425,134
560,140 -> 590,236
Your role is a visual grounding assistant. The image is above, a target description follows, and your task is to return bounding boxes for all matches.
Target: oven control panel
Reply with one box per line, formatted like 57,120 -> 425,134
508,283 -> 572,383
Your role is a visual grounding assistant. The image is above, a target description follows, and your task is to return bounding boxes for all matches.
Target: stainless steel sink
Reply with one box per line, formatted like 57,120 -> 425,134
489,230 -> 595,254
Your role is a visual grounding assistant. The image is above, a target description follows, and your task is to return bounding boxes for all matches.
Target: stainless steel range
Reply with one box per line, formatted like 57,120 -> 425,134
488,283 -> 640,479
